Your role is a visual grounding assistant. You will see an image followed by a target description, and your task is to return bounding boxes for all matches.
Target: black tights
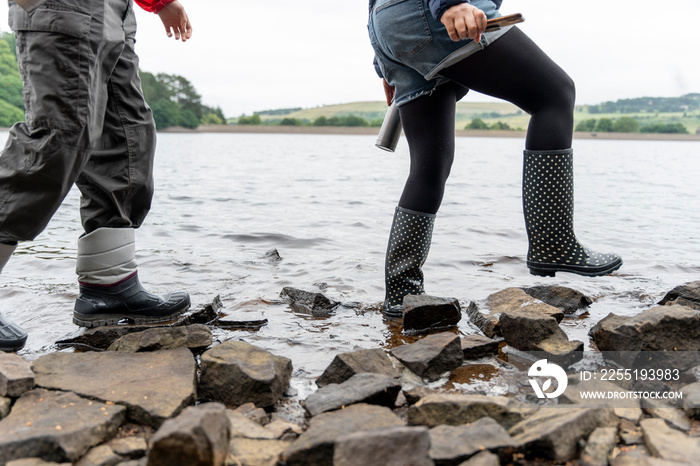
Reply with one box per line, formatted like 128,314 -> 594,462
398,27 -> 575,214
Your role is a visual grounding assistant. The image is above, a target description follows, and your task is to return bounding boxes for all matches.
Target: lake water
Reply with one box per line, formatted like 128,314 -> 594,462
2,130 -> 699,394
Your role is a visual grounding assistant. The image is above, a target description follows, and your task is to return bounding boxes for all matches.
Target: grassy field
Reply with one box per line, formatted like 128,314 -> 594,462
245,101 -> 700,135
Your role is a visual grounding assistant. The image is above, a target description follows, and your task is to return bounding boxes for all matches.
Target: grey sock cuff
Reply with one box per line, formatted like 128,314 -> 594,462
76,228 -> 138,285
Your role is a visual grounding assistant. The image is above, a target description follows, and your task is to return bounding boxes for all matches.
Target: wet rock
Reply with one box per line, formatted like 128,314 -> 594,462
228,438 -> 291,466
590,305 -> 700,353
177,295 -> 224,326
402,295 -> 461,334
641,398 -> 692,431
304,373 -> 401,416
522,285 -> 592,314
107,324 -> 212,353
403,386 -> 439,405
680,382 -> 700,420
640,418 -> 700,464
658,280 -> 700,310
333,426 -> 432,466
390,332 -> 463,382
488,288 -> 564,322
281,404 -> 405,466
0,388 -> 126,464
199,341 -> 292,408
226,410 -> 276,440
1,395 -> 10,419
0,353 -> 35,397
456,451 -> 500,466
6,460 -> 72,466
533,337 -> 583,367
74,445 -> 122,466
32,348 -> 196,428
279,287 -> 339,316
213,313 -> 268,331
264,418 -> 302,440
498,310 -> 567,351
146,403 -> 230,466
460,335 -> 501,360
316,348 -> 398,387
429,417 -> 520,465
106,437 -> 148,459
263,248 -> 282,262
233,402 -> 269,425
508,407 -> 617,463
465,302 -> 499,338
408,394 -> 522,429
579,426 -> 617,466
619,419 -> 645,445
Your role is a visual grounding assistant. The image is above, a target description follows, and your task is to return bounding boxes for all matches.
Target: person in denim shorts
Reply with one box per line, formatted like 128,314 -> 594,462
368,0 -> 622,317
0,0 -> 193,351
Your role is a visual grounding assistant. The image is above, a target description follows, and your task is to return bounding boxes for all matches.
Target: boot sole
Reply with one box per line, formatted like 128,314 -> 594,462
528,258 -> 623,278
73,301 -> 190,328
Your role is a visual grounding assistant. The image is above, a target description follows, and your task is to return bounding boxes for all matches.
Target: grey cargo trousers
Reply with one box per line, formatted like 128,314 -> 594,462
0,0 -> 155,243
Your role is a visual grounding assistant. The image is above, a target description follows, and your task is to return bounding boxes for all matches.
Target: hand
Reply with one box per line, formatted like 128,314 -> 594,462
157,1 -> 192,42
440,3 -> 487,43
382,79 -> 395,106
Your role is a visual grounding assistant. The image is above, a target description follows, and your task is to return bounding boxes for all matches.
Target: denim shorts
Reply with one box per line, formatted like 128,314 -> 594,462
368,0 -> 512,106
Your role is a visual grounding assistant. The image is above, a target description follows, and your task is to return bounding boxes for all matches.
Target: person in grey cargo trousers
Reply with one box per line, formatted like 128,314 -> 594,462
0,0 -> 194,352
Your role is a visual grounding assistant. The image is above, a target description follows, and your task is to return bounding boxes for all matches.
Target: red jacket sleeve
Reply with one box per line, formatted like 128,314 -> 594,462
134,0 -> 175,13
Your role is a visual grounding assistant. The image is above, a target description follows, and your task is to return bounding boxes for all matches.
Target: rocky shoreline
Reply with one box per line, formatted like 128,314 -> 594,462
2,282 -> 700,466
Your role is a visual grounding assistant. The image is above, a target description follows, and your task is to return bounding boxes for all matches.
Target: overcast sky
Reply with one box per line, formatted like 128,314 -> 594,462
2,1 -> 699,117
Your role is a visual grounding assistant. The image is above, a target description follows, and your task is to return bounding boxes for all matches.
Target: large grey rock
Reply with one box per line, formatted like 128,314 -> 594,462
333,426 -> 433,466
488,288 -> 564,322
680,382 -> 700,420
390,332 -> 463,382
228,438 -> 292,466
460,335 -> 501,360
641,398 -> 692,431
281,404 -> 405,466
32,348 -> 196,428
316,348 -> 398,387
0,388 -> 126,464
498,310 -> 567,351
429,417 -> 520,465
640,418 -> 700,464
199,341 -> 292,408
147,403 -> 231,466
658,280 -> 700,310
107,324 -> 212,353
533,337 -> 583,367
279,287 -> 339,316
509,407 -> 618,463
0,352 -> 35,397
579,426 -> 617,466
408,394 -> 522,429
403,295 -> 461,334
522,285 -> 592,314
304,373 -> 401,416
226,410 -> 276,440
74,444 -> 122,466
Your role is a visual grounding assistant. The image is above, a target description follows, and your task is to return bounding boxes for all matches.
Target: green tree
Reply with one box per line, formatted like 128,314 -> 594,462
238,114 -> 261,125
280,117 -> 302,126
0,33 -> 24,127
490,121 -> 511,130
465,118 -> 488,130
612,117 -> 640,133
313,116 -> 329,126
200,112 -> 224,125
594,118 -> 614,132
150,98 -> 181,130
575,119 -> 596,132
0,98 -> 24,127
640,123 -> 688,134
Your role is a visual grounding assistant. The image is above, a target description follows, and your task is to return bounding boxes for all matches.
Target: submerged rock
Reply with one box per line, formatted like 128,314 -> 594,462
333,426 -> 432,466
199,341 -> 293,408
316,348 -> 398,387
0,388 -> 126,464
32,348 -> 196,428
107,324 -> 212,353
147,403 -> 231,466
0,352 -> 35,398
280,287 -> 340,316
402,295 -> 461,334
390,332 -> 463,382
521,285 -> 592,314
303,373 -> 401,416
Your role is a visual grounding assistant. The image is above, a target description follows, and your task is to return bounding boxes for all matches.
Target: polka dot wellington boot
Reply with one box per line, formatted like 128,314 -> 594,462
523,149 -> 622,277
382,206 -> 435,317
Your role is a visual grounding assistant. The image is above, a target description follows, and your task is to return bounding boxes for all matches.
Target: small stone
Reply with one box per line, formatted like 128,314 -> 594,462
74,444 -> 121,466
304,373 -> 401,416
533,337 -> 583,367
390,332 -> 463,382
641,398 -> 692,431
316,348 -> 398,387
465,302 -> 500,338
333,426 -> 432,466
460,335 -> 501,360
146,403 -> 230,466
408,393 -> 522,429
226,410 -> 276,439
106,436 -> 148,459
457,451 -> 500,466
199,341 -> 292,408
429,417 -> 520,465
229,438 -> 291,466
579,426 -> 617,466
279,287 -> 339,316
0,353 -> 35,398
680,382 -> 700,420
402,295 -> 461,334
1,396 -> 10,419
640,418 -> 700,464
233,403 -> 269,425
107,324 -> 212,353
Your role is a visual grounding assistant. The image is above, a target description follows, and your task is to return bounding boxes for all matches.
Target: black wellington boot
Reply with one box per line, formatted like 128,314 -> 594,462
0,243 -> 27,352
382,206 -> 435,317
523,149 -> 622,277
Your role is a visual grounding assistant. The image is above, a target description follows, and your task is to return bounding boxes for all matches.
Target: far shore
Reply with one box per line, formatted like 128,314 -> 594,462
3,125 -> 700,141
161,124 -> 700,142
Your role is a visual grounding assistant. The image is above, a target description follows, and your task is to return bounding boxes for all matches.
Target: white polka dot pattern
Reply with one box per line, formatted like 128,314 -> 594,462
382,206 -> 435,316
523,149 -> 622,277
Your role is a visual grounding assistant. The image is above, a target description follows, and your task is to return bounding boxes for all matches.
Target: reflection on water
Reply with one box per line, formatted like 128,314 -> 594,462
2,131 -> 700,393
